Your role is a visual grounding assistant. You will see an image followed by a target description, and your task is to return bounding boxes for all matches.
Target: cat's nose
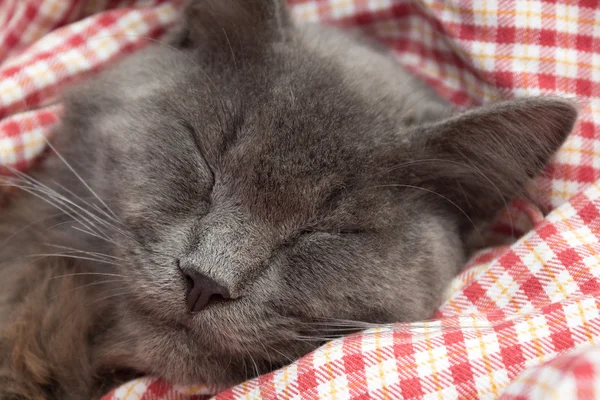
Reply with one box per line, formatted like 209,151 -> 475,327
180,267 -> 230,313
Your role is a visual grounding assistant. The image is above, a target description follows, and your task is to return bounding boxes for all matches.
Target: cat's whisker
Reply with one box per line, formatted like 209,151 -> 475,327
295,322 -> 368,331
301,317 -> 490,332
0,212 -> 64,247
292,316 -> 386,329
51,179 -> 124,229
51,272 -> 126,280
255,341 -> 275,370
216,354 -> 234,381
27,253 -> 123,267
248,353 -> 260,378
4,163 -> 127,242
305,317 -> 383,326
49,279 -> 126,301
370,183 -> 484,242
222,29 -> 238,71
379,157 -> 515,237
237,344 -> 261,379
43,243 -> 125,261
263,343 -> 297,365
88,290 -> 130,306
299,318 -> 499,335
38,191 -> 167,258
313,323 -> 383,330
38,185 -> 125,240
0,171 -> 114,240
293,335 -> 340,342
0,182 -> 108,239
45,248 -> 124,264
45,218 -> 80,232
301,327 -> 371,334
72,226 -> 125,249
72,225 -> 115,245
44,139 -> 119,221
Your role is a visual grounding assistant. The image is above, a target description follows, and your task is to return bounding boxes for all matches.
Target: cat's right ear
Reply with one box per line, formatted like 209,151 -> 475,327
170,0 -> 292,60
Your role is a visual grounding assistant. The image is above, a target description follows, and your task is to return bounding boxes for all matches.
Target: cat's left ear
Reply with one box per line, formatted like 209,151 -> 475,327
404,97 -> 578,224
172,0 -> 292,59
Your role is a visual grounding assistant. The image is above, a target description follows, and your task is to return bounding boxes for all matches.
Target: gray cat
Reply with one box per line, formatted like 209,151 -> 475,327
0,0 -> 577,398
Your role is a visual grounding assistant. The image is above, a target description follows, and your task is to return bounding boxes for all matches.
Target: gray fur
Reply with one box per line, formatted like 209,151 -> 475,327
0,0 -> 577,398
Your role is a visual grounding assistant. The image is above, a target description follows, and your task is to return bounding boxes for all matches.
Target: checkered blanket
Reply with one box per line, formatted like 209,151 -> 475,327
2,0 -> 600,399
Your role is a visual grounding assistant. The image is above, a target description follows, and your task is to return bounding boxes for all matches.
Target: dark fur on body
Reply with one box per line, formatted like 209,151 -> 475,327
0,0 -> 578,398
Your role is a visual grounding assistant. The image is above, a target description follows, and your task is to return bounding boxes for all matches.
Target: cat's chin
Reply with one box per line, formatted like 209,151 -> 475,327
101,303 -> 264,384
99,320 -> 234,388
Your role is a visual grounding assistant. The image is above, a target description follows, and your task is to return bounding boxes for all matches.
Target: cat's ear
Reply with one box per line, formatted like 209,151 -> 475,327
172,0 -> 292,58
406,97 -> 577,224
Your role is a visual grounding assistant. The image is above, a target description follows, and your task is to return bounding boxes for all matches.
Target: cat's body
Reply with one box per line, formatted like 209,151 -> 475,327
0,1 -> 578,399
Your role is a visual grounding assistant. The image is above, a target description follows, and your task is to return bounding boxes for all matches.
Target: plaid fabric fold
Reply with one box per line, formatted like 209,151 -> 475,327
500,344 -> 600,399
2,0 -> 600,399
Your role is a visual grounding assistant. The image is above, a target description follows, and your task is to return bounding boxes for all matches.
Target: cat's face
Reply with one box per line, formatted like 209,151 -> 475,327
49,0 -> 577,386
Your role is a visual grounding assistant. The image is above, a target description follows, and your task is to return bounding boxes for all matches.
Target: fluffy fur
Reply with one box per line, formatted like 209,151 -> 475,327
0,0 -> 577,398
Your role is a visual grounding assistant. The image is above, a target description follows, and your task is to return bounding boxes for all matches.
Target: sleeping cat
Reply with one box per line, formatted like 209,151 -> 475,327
0,0 -> 578,398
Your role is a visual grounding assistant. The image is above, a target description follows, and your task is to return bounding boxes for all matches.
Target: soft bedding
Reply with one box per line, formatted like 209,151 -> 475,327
1,0 -> 600,399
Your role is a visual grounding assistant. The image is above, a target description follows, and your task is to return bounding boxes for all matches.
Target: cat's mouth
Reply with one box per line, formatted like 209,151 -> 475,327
177,316 -> 196,331
173,297 -> 242,331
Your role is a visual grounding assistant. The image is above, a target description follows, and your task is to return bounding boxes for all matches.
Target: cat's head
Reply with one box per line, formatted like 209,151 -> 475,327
48,0 -> 577,386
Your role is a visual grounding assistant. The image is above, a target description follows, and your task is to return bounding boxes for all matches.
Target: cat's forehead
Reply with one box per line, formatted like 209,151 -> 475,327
72,45 -> 400,221
211,97 -> 395,225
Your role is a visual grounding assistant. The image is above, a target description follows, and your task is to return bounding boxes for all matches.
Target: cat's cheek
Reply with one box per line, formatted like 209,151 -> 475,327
117,267 -> 189,323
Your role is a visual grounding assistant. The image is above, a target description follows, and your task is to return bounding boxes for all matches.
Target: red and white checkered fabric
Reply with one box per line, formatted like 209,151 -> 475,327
2,0 -> 600,399
500,345 -> 600,399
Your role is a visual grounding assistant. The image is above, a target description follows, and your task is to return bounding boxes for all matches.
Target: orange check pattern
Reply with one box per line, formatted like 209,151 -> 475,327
2,0 -> 600,399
